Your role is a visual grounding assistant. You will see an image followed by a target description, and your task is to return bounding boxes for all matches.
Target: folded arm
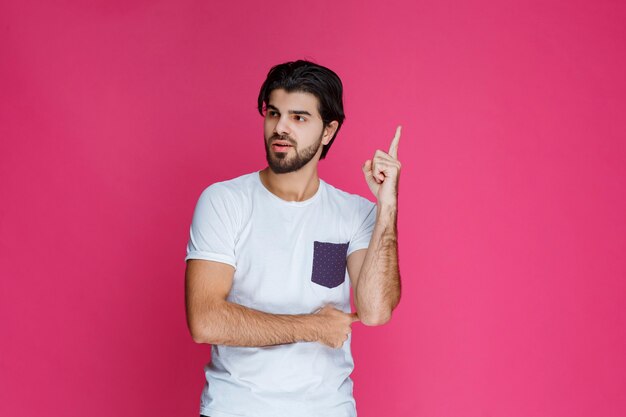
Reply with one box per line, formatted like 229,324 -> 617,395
185,259 -> 357,348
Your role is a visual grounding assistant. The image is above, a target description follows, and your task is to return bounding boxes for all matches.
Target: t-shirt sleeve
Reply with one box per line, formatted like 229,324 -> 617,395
347,197 -> 377,256
184,184 -> 238,269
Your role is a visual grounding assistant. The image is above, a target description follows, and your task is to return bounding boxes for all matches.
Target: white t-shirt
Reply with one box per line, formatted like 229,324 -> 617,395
185,171 -> 377,417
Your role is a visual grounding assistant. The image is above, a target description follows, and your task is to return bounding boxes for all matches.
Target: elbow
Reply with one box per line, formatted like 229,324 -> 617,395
357,296 -> 400,326
190,330 -> 208,344
186,302 -> 225,345
190,326 -> 224,345
188,317 -> 222,345
359,310 -> 393,327
188,324 -> 210,344
186,313 -> 208,344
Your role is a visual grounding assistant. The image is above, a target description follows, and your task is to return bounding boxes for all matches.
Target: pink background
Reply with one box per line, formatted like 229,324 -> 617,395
1,1 -> 625,416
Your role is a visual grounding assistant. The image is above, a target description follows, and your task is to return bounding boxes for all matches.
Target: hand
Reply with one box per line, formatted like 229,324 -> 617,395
362,125 -> 402,206
313,305 -> 359,349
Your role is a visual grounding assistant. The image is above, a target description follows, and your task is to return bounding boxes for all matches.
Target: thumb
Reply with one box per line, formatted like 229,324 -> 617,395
362,160 -> 374,180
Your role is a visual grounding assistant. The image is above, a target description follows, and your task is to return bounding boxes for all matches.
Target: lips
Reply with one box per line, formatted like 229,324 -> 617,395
271,140 -> 292,147
271,143 -> 292,153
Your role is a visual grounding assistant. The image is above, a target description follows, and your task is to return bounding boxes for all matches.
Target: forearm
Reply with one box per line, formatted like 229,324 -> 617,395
193,300 -> 321,347
354,203 -> 401,325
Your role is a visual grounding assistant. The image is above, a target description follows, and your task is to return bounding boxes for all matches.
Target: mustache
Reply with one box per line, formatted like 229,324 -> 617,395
269,134 -> 296,146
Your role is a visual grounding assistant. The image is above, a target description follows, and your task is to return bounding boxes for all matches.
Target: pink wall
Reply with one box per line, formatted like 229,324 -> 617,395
1,0 -> 625,416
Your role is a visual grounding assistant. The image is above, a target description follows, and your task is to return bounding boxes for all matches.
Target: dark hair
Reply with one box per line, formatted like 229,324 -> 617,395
257,60 -> 345,160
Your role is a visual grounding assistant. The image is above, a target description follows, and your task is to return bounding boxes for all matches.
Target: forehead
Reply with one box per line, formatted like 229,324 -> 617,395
267,89 -> 321,117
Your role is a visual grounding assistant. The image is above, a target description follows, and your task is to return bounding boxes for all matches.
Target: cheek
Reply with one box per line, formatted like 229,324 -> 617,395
264,119 -> 274,137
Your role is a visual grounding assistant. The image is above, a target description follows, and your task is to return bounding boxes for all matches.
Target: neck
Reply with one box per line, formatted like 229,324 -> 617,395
259,163 -> 321,202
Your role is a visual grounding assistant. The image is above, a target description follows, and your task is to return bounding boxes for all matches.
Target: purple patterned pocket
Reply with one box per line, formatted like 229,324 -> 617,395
311,241 -> 350,289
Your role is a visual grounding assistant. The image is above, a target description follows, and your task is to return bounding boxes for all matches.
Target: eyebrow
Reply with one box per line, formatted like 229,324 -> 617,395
266,104 -> 312,116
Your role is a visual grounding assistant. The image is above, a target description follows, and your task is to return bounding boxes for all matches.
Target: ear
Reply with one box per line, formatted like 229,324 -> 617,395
322,121 -> 339,145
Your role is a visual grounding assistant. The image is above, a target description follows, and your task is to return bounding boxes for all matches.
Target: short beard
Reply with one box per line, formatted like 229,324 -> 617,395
264,132 -> 323,174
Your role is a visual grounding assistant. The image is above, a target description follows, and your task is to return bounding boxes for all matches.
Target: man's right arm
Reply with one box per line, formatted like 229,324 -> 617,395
184,259 -> 357,349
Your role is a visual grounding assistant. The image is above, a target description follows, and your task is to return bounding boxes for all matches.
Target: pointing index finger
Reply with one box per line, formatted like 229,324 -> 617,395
388,125 -> 402,159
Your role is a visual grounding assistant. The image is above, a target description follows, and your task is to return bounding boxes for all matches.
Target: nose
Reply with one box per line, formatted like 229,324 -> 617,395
274,115 -> 291,137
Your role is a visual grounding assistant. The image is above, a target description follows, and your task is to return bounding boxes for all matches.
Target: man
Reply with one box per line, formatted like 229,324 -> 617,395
184,60 -> 402,417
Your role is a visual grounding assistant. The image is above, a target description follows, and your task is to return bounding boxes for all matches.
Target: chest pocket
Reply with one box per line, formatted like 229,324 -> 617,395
311,241 -> 350,288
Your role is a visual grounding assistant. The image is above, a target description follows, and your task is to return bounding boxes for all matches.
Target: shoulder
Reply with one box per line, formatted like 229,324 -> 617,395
197,171 -> 258,204
192,172 -> 258,231
322,181 -> 377,237
322,180 -> 376,211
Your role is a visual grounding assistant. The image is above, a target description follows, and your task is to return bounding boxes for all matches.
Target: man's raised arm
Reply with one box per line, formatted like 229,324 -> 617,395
348,126 -> 403,326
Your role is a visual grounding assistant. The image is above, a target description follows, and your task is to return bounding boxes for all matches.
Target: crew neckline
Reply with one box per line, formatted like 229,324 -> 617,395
255,170 -> 324,207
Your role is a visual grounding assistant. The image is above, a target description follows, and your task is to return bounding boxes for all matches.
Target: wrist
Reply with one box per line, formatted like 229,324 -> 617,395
376,202 -> 398,221
298,314 -> 322,343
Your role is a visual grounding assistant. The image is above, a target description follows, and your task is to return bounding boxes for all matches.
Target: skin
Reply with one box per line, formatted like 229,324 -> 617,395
258,89 -> 337,201
185,88 -> 402,349
350,126 -> 402,324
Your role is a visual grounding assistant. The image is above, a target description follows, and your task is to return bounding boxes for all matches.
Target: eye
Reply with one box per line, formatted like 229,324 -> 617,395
294,115 -> 306,122
267,110 -> 279,118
